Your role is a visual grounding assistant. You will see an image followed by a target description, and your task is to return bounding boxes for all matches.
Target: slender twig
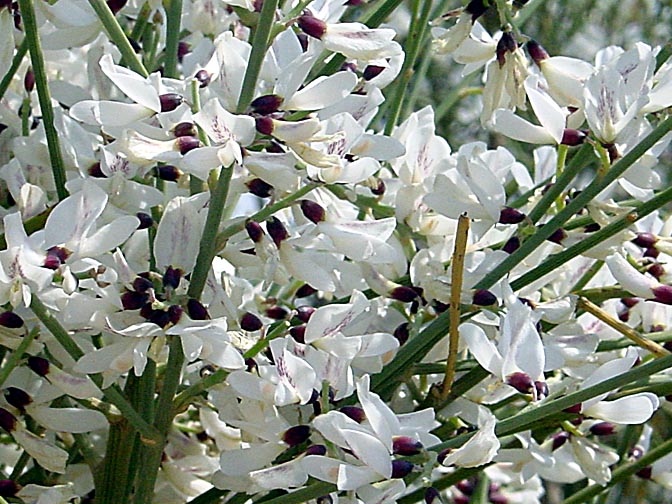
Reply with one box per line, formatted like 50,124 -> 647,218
0,326 -> 38,388
17,0 -> 69,201
163,0 -> 184,78
0,38 -> 28,101
578,297 -> 670,357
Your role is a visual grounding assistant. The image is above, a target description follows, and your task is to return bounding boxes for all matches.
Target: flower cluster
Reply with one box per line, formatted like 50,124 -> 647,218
0,0 -> 671,503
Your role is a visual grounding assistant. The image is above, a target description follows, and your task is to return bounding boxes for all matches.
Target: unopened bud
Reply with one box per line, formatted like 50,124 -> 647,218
499,207 -> 526,224
590,422 -> 616,436
4,387 -> 32,411
648,263 -> 665,280
506,371 -> 534,394
653,285 -> 672,305
392,436 -> 423,455
163,266 -> 183,289
157,165 -> 181,181
526,39 -> 549,65
24,69 -> 35,92
265,305 -> 289,319
251,94 -> 284,115
0,408 -> 17,433
255,116 -> 274,135
176,136 -> 201,154
245,221 -> 264,243
301,200 -> 326,223
297,14 -> 327,40
159,93 -> 183,112
551,431 -> 570,450
187,299 -> 210,320
0,311 -> 23,328
283,425 -> 311,446
363,65 -> 385,80
289,325 -> 306,343
136,212 -> 153,229
246,178 -> 274,198
472,289 -> 497,306
502,236 -> 520,254
561,129 -> 587,146
456,479 -> 475,495
173,121 -> 197,138
339,406 -> 366,423
644,246 -> 660,259
121,290 -> 149,310
633,232 -> 658,248
266,217 -> 289,247
27,356 -> 50,376
295,306 -> 315,323
391,460 -> 414,479
194,69 -> 211,88
295,284 -> 317,298
240,312 -> 263,331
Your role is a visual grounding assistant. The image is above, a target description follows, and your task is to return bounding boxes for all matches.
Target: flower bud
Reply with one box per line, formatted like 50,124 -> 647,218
526,39 -> 549,65
561,129 -> 587,146
547,227 -> 567,244
589,422 -> 616,436
295,284 -> 317,298
363,65 -> 385,80
551,431 -> 570,450
0,311 -> 23,328
392,436 -> 423,455
24,69 -> 35,92
472,289 -> 497,306
246,178 -> 274,198
265,305 -> 289,320
106,0 -> 127,14
4,387 -> 32,411
282,425 -> 311,446
0,479 -> 19,497
251,94 -> 284,115
159,93 -> 183,112
266,217 -> 289,247
289,325 -> 306,343
295,306 -> 315,323
245,221 -> 265,243
644,246 -> 660,259
305,444 -> 327,456
187,299 -> 210,320
173,121 -> 197,138
255,116 -> 274,136
240,312 -> 263,331
0,408 -> 17,433
157,165 -> 181,181
393,322 -> 410,345
652,285 -> 672,305
297,14 -> 327,40
194,69 -> 211,88
300,200 -> 326,223
339,406 -> 366,423
391,460 -> 414,479
27,356 -> 50,376
163,266 -> 183,289
176,136 -> 201,154
121,290 -> 149,310
496,32 -> 518,67
456,479 -> 475,495
499,207 -> 526,224
424,487 -> 441,504
390,286 -> 419,303
648,263 -> 665,280
136,212 -> 153,229
502,236 -> 520,254
506,371 -> 534,394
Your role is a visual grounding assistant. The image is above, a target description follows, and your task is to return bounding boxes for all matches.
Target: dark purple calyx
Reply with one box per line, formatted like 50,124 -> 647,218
589,422 -> 616,436
339,406 -> 366,423
300,200 -> 326,224
159,93 -> 183,112
136,212 -> 153,229
297,14 -> 327,40
561,129 -> 587,146
194,69 -> 211,88
246,178 -> 274,198
391,460 -> 414,479
176,136 -> 201,154
4,387 -> 32,411
245,221 -> 265,243
499,207 -> 526,224
392,435 -> 423,455
266,217 -> 289,247
0,311 -> 24,328
240,312 -> 263,331
472,289 -> 497,306
251,94 -> 284,115
163,266 -> 183,289
526,39 -> 549,65
506,371 -> 534,394
187,299 -> 210,320
173,122 -> 197,138
282,425 -> 311,446
27,356 -> 50,376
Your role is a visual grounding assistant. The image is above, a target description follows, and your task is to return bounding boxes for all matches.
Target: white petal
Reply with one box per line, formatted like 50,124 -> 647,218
525,78 -> 566,143
605,254 -> 657,298
342,428 -> 392,478
492,109 -> 556,144
14,426 -> 68,473
249,459 -> 308,490
462,323 -> 502,377
69,100 -> 153,126
285,71 -> 357,110
99,54 -> 161,111
29,406 -> 108,433
46,365 -> 102,399
584,393 -> 660,424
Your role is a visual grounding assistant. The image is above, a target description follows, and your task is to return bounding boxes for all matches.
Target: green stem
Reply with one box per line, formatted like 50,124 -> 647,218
17,0 -> 69,201
0,39 -> 28,101
511,183 -> 672,291
562,435 -> 672,504
88,0 -> 149,77
133,336 -> 184,504
188,166 -> 233,300
474,115 -> 672,292
163,0 -> 184,78
0,327 -> 37,388
236,0 -> 279,113
383,0 -> 433,135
